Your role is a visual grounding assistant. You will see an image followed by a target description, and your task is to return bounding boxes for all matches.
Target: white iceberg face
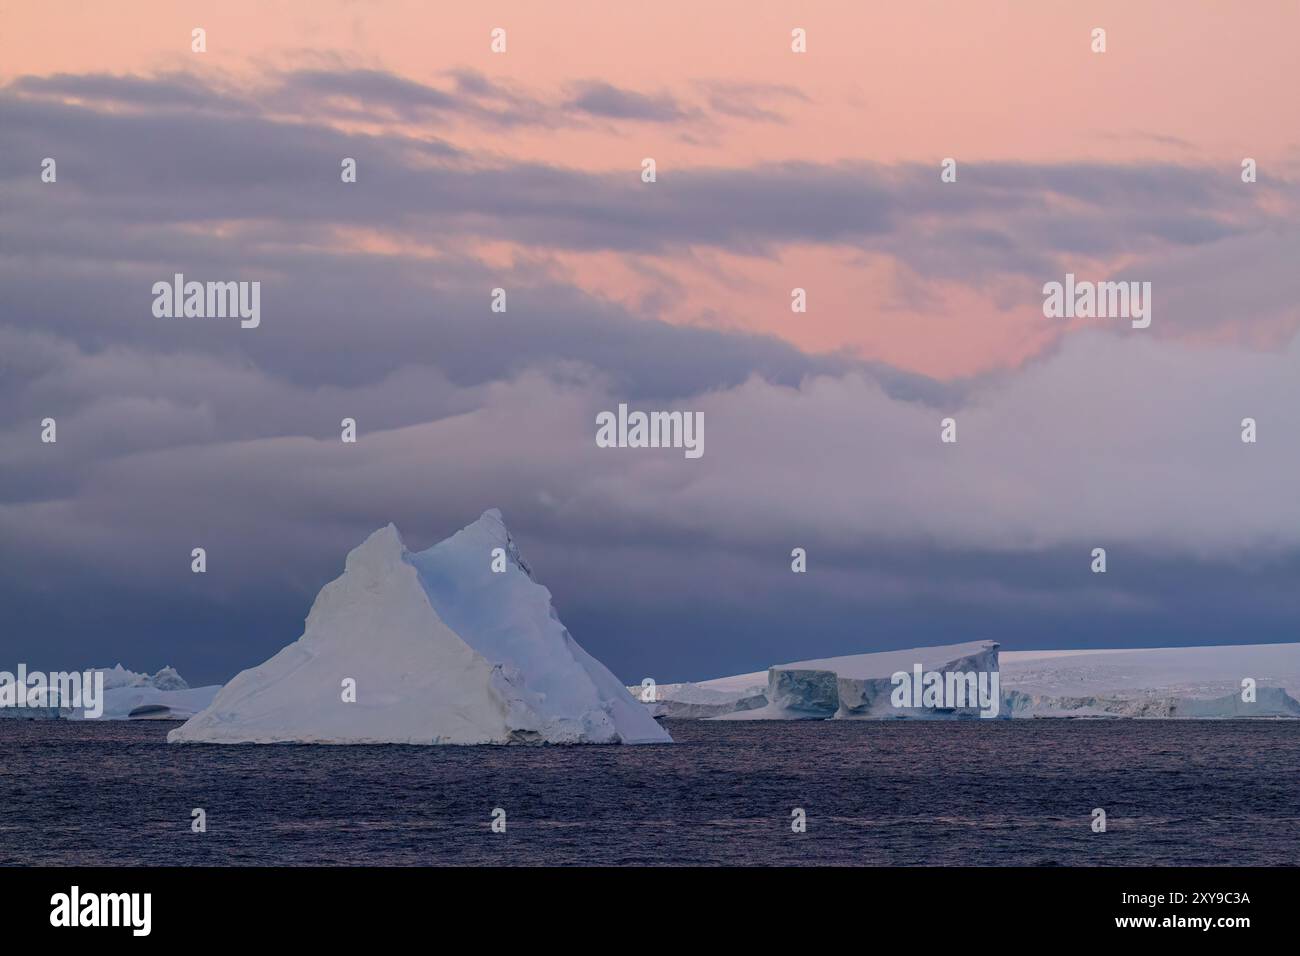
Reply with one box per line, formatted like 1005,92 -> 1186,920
88,684 -> 220,721
168,511 -> 671,745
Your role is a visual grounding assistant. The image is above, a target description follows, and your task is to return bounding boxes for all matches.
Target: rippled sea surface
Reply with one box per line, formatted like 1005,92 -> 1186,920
1,719 -> 1296,866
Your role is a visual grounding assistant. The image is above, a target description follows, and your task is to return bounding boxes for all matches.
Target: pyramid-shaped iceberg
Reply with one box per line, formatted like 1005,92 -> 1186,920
168,510 -> 671,745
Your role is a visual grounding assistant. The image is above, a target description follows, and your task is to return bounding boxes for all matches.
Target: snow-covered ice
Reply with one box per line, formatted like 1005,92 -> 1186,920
1000,643 -> 1300,717
634,678 -> 769,719
80,665 -> 220,720
168,510 -> 670,745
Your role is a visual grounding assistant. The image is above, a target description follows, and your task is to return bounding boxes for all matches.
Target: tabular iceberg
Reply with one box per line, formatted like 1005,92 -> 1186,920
711,640 -> 1002,720
168,510 -> 670,745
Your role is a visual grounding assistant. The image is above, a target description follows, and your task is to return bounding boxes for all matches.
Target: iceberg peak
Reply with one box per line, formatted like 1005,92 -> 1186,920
445,508 -> 534,579
344,522 -> 407,575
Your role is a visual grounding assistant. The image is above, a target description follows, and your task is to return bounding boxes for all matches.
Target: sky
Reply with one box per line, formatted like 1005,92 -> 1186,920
2,1 -> 1299,686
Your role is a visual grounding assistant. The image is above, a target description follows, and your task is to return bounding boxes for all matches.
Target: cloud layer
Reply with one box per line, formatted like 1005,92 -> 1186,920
2,63 -> 1298,683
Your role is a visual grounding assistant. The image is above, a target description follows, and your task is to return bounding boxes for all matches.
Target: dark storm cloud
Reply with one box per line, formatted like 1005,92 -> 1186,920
3,68 -> 1299,683
7,347 -> 1300,687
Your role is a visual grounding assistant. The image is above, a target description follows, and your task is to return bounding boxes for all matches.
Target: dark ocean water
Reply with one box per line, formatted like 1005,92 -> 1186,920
1,719 -> 1296,866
